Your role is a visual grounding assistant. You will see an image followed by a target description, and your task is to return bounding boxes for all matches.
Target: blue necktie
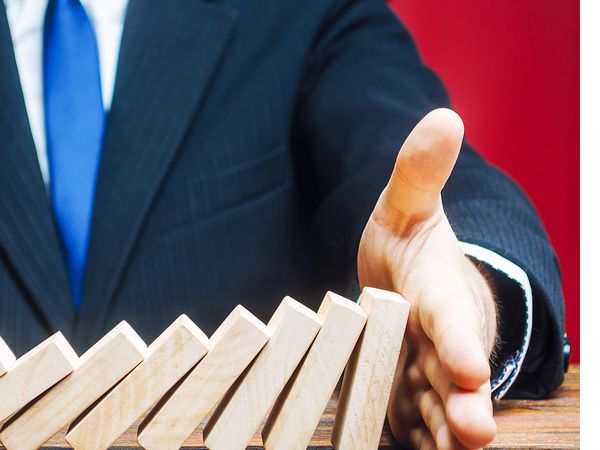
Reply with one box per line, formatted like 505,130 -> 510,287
44,0 -> 105,308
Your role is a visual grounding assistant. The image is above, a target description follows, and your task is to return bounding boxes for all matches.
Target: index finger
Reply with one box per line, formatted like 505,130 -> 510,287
415,269 -> 490,390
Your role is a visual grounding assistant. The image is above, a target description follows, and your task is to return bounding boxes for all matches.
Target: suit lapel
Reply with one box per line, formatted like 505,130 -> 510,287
76,0 -> 238,344
0,6 -> 75,335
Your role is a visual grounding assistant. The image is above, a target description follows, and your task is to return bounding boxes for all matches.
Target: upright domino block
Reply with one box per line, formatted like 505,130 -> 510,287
138,306 -> 270,450
0,332 -> 78,423
0,322 -> 148,450
0,337 -> 16,377
262,292 -> 367,450
66,315 -> 209,450
203,297 -> 322,450
332,287 -> 410,450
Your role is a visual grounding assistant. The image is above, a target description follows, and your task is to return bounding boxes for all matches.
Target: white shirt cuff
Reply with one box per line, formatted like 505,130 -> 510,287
459,242 -> 533,400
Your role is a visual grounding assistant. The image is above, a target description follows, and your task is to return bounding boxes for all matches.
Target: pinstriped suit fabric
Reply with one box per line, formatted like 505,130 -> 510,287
0,0 -> 564,400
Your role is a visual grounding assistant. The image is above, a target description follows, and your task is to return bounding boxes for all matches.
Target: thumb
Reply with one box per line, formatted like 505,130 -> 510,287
373,108 -> 464,235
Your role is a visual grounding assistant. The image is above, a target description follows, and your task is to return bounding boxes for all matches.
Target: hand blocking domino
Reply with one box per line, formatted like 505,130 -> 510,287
0,288 -> 409,450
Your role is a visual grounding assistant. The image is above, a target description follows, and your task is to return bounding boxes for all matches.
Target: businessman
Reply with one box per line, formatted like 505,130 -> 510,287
0,0 -> 567,448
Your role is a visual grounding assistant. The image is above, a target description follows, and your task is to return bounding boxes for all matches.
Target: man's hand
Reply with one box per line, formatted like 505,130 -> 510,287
357,109 -> 498,449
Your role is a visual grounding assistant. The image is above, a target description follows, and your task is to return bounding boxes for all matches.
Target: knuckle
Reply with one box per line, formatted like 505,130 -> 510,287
420,392 -> 436,425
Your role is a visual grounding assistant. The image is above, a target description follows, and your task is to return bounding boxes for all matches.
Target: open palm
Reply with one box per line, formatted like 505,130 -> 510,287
358,109 -> 498,450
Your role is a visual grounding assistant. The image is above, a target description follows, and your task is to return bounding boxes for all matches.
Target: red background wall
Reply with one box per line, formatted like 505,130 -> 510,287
389,1 -> 580,361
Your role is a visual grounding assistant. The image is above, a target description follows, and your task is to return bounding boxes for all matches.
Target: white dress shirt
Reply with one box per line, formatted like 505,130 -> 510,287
3,0 -> 128,186
3,0 -> 533,399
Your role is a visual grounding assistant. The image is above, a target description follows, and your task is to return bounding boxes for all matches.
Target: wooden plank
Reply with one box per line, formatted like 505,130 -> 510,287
332,287 -> 410,450
65,315 -> 209,450
0,332 -> 78,423
203,296 -> 322,450
0,337 -> 16,377
138,306 -> 270,450
262,292 -> 367,450
490,364 -> 580,450
0,322 -> 148,450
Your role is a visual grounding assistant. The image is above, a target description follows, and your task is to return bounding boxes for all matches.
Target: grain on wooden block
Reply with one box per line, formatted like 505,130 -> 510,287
332,287 -> 410,450
138,305 -> 270,450
0,337 -> 16,377
263,291 -> 367,450
203,297 -> 322,450
0,332 -> 77,424
0,322 -> 147,450
65,315 -> 209,450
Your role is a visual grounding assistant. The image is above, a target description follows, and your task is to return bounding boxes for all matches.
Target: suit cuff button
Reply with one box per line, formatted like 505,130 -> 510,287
562,333 -> 571,373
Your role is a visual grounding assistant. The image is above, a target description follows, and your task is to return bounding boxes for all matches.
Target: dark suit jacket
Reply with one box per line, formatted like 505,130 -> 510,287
0,0 -> 566,398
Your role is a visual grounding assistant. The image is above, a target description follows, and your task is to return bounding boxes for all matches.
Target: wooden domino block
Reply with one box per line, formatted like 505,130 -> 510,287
65,315 -> 209,450
0,322 -> 148,450
138,306 -> 270,450
262,292 -> 367,450
0,332 -> 78,423
332,287 -> 410,450
0,337 -> 16,377
203,297 -> 322,450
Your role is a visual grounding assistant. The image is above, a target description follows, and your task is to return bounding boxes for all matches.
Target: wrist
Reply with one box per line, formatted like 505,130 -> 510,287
465,257 -> 498,357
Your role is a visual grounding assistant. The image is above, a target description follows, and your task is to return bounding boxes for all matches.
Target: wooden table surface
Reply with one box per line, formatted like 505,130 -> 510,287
1,365 -> 579,449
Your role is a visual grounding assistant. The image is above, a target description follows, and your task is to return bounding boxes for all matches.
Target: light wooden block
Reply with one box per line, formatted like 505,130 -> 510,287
262,292 -> 367,450
65,315 -> 209,450
203,296 -> 322,450
0,336 -> 16,377
0,332 -> 78,423
138,306 -> 270,450
331,287 -> 410,450
0,322 -> 148,450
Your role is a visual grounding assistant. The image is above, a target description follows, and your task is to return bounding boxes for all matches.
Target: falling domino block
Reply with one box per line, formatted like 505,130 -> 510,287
0,337 -> 16,377
138,306 -> 270,450
262,292 -> 367,450
65,315 -> 209,450
0,332 -> 78,423
0,322 -> 148,450
203,297 -> 322,450
331,287 -> 410,450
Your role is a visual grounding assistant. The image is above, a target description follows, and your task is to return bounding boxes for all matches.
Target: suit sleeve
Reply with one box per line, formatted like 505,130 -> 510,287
291,0 -> 566,398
